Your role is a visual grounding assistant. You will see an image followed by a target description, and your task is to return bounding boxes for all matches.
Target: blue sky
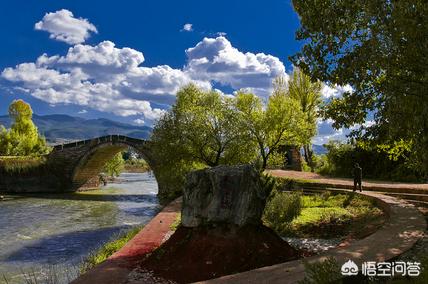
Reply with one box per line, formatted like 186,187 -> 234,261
0,0 -> 351,144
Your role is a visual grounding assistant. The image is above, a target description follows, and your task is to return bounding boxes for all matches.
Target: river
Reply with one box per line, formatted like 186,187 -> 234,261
0,172 -> 160,283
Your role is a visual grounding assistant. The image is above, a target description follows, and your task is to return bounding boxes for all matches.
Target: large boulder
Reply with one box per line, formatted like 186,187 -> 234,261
181,165 -> 272,227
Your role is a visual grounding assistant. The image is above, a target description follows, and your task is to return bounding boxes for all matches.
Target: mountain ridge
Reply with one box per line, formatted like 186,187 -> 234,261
0,114 -> 152,143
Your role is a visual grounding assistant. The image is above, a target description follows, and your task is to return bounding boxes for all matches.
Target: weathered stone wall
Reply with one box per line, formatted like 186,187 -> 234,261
0,163 -> 68,193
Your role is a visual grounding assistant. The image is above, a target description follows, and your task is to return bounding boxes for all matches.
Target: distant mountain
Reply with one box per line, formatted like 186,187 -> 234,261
312,144 -> 327,155
0,114 -> 152,143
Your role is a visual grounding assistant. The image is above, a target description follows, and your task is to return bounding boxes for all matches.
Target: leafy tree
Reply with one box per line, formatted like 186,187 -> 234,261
290,0 -> 428,177
235,91 -> 304,169
152,84 -> 256,167
281,68 -> 322,171
152,83 -> 314,200
318,140 -> 421,181
151,84 -> 258,200
0,100 -> 50,156
0,125 -> 11,155
103,152 -> 125,178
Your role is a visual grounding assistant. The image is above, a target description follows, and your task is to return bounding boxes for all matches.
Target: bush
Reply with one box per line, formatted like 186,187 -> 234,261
263,190 -> 302,234
298,257 -> 341,284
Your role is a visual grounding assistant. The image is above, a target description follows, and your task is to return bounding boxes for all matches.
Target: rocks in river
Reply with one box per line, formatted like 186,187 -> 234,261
181,165 -> 272,227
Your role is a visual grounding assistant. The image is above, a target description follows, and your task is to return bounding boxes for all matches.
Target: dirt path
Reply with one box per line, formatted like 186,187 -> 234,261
268,170 -> 428,192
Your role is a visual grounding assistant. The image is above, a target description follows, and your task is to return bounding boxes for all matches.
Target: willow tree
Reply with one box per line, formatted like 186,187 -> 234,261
291,0 -> 428,177
285,68 -> 322,171
151,84 -> 257,200
235,90 -> 304,169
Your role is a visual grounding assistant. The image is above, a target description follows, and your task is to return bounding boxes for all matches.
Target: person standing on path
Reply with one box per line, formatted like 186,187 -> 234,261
353,163 -> 362,192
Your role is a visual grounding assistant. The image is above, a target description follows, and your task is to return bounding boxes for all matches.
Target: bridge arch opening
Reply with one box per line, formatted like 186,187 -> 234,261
56,136 -> 156,190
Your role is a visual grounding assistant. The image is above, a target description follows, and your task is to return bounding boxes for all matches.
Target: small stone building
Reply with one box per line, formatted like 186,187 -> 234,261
278,145 -> 302,171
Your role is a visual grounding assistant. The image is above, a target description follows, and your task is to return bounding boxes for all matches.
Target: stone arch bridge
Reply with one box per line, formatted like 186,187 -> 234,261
48,135 -> 157,191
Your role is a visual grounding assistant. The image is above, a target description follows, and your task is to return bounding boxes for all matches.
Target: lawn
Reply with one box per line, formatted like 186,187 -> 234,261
274,191 -> 386,239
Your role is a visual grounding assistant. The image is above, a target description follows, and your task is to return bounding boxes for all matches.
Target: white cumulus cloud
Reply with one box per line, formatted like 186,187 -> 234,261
35,9 -> 98,45
1,35 -> 296,124
182,23 -> 193,32
184,36 -> 287,98
321,84 -> 353,99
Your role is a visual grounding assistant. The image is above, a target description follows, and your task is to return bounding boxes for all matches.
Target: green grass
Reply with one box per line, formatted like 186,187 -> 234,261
267,192 -> 385,239
80,225 -> 143,273
293,207 -> 350,225
0,156 -> 47,173
170,214 -> 181,231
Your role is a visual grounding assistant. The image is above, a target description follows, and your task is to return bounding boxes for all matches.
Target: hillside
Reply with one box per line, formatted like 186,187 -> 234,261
0,114 -> 152,143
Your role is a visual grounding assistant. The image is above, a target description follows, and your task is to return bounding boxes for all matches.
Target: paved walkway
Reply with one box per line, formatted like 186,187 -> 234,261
71,198 -> 181,284
73,171 -> 427,284
268,170 -> 428,194
199,190 -> 426,284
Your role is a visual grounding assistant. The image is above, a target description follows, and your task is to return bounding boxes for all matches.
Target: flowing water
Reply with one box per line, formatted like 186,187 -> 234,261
0,172 -> 160,283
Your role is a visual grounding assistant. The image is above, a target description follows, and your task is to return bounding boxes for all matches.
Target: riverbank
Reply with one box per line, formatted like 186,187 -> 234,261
72,197 -> 181,284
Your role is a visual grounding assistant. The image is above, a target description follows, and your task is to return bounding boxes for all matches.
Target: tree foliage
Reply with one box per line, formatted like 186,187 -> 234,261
103,152 -> 125,178
291,0 -> 428,177
151,83 -> 312,199
317,140 -> 421,182
152,84 -> 256,168
0,100 -> 50,156
286,68 -> 322,170
235,90 -> 305,169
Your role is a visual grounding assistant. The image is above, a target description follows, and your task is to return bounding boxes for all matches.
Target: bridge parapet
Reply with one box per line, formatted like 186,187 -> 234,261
53,135 -> 148,151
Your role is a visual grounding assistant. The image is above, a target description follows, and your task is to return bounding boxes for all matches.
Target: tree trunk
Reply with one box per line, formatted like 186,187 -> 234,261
303,144 -> 314,172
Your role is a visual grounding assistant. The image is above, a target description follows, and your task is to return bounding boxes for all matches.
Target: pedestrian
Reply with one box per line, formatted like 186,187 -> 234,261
353,163 -> 362,192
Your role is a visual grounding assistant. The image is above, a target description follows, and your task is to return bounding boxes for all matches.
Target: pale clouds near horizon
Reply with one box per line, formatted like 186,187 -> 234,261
35,9 -> 98,45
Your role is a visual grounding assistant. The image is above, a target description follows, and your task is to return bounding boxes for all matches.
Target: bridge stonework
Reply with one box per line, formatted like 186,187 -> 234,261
48,135 -> 158,191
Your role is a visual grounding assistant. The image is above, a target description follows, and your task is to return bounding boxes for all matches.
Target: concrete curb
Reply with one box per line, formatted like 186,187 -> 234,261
71,197 -> 181,284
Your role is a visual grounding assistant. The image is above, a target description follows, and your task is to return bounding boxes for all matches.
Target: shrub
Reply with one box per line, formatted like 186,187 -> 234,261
298,257 -> 341,284
263,191 -> 302,234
